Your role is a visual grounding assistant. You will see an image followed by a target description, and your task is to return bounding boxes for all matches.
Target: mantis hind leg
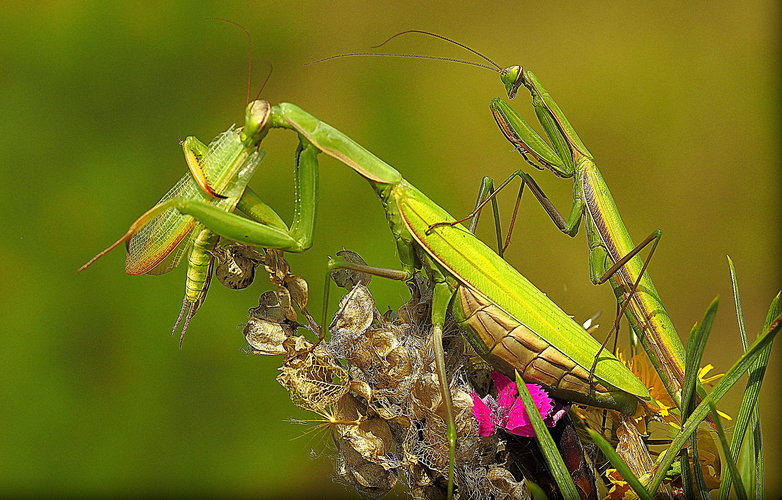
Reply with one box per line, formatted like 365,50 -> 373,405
587,230 -> 662,382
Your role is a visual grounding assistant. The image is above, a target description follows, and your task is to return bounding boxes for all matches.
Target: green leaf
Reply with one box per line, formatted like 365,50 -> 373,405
648,315 -> 780,495
586,428 -> 652,500
514,372 -> 580,499
718,259 -> 778,500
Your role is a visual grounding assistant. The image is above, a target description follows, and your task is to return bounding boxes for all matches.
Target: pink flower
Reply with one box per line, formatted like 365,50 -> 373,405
471,371 -> 567,437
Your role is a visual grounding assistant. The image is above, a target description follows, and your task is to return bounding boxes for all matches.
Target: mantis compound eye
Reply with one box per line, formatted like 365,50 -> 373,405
242,99 -> 271,146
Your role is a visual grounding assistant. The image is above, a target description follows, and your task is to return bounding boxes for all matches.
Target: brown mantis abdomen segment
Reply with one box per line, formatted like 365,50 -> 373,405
453,286 -> 635,412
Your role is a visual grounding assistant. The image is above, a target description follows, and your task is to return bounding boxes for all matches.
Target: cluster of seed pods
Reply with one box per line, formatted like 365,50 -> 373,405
231,247 -> 695,499
237,249 -> 532,499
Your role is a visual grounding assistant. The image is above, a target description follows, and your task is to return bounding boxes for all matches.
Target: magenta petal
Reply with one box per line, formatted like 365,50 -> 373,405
471,392 -> 497,437
490,371 -> 515,394
504,384 -> 556,437
505,398 -> 535,436
490,371 -> 518,409
526,384 -> 554,419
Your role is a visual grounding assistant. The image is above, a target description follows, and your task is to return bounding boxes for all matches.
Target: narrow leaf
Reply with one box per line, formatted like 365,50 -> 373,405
648,316 -> 780,494
711,402 -> 748,500
682,297 -> 718,418
514,372 -> 579,499
682,298 -> 718,497
586,428 -> 652,500
718,272 -> 779,500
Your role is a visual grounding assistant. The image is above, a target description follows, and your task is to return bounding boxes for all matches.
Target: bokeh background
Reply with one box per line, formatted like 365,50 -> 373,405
1,1 -> 779,497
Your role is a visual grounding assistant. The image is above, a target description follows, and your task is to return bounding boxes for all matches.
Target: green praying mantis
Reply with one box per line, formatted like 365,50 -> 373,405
78,101 -> 316,344
320,30 -> 692,411
489,81 -> 690,407
80,96 -> 651,496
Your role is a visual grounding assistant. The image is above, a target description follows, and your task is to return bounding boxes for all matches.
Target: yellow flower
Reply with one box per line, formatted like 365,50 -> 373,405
617,350 -> 680,430
618,351 -> 733,427
604,469 -> 640,500
697,364 -> 725,385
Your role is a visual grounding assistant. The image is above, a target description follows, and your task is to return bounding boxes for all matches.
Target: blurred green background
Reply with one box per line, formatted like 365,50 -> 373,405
1,1 -> 779,497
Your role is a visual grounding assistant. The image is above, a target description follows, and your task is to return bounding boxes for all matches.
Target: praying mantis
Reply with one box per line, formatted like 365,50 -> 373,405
78,101 -> 317,344
489,85 -> 690,407
80,97 -> 650,497
322,30 -> 692,411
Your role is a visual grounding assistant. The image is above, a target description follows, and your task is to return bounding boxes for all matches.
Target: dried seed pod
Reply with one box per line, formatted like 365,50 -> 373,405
330,249 -> 372,289
212,243 -> 266,289
277,335 -> 349,412
328,393 -> 398,499
334,432 -> 398,500
244,289 -> 301,355
273,257 -> 530,498
262,248 -> 290,283
249,290 -> 293,324
486,467 -> 530,500
283,273 -> 308,310
410,372 -> 442,417
258,249 -> 309,312
336,394 -> 394,461
349,380 -> 373,403
243,316 -> 290,355
330,284 -> 376,338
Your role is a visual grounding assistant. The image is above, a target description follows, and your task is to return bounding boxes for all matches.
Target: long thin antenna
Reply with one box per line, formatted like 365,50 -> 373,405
307,30 -> 504,75
307,51 -> 496,72
210,18 -> 254,104
254,60 -> 273,101
372,30 -> 503,71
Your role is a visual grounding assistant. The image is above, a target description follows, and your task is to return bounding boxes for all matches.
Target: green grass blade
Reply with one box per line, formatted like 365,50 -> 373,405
728,257 -> 749,350
718,260 -> 779,500
691,436 -> 713,500
737,428 -> 755,499
738,421 -> 762,500
682,298 -> 718,497
682,297 -> 718,417
514,372 -> 580,500
710,401 -> 748,500
648,316 -> 780,494
719,256 -> 747,500
526,480 -> 550,500
680,448 -> 695,499
586,428 -> 652,500
733,293 -> 778,499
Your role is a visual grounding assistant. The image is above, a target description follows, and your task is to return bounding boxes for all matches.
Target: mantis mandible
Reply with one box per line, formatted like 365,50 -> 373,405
318,30 -> 690,410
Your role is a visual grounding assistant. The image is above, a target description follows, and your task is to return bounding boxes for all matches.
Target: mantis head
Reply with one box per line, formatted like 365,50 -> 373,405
241,100 -> 271,148
500,65 -> 524,99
